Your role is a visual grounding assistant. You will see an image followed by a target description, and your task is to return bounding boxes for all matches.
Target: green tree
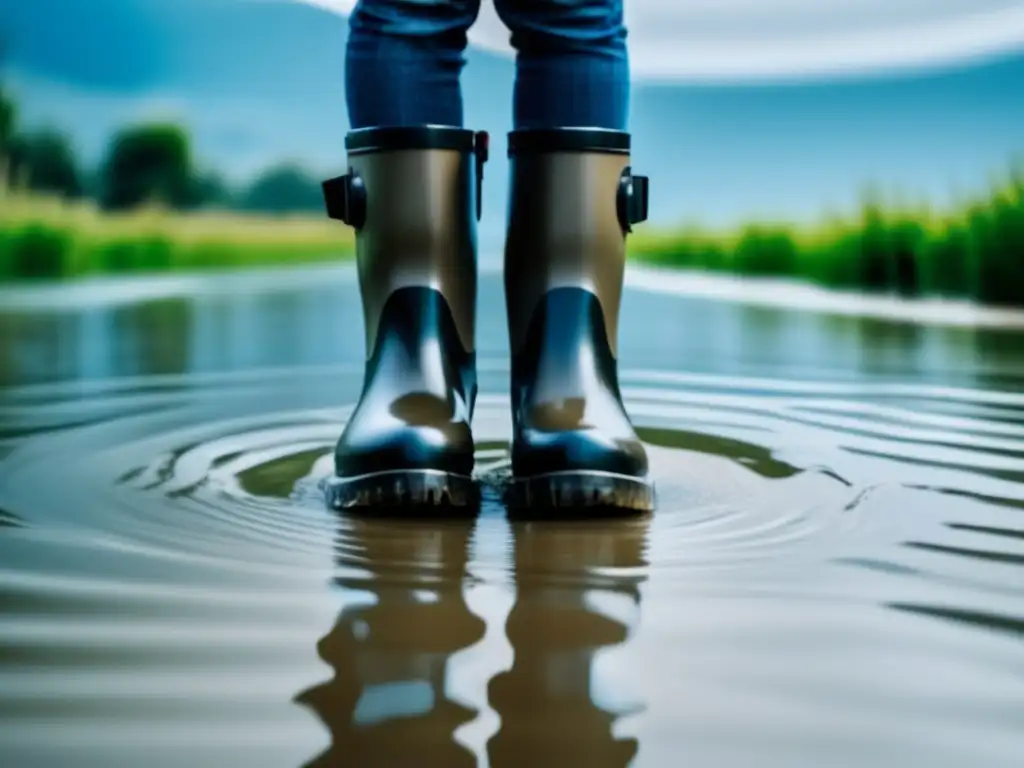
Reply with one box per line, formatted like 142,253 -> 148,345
99,122 -> 195,211
0,88 -> 15,191
191,170 -> 233,209
242,163 -> 323,214
8,129 -> 83,198
1,35 -> 17,189
0,32 -> 13,151
0,87 -> 13,157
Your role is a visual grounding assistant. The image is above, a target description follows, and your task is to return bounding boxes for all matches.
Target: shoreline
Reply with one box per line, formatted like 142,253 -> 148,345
624,263 -> 1024,329
2,259 -> 1024,329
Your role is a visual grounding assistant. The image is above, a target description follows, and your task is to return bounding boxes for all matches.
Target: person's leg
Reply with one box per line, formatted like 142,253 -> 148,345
345,0 -> 481,127
494,0 -> 654,513
324,0 -> 489,510
494,0 -> 629,130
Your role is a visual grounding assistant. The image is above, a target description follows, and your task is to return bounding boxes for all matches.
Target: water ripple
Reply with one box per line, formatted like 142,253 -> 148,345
1,363 -> 1023,766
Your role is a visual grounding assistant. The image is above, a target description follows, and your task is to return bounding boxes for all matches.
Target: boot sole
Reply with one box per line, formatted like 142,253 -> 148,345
323,469 -> 479,511
507,470 -> 655,515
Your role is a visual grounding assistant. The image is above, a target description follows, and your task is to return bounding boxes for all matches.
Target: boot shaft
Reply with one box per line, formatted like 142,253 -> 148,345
324,126 -> 488,358
503,128 -> 648,361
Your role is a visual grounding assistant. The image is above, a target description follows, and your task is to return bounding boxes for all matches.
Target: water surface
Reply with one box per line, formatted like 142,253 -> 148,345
1,264 -> 1023,767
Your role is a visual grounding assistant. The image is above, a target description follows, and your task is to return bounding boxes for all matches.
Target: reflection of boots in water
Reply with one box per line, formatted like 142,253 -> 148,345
503,128 -> 654,513
295,516 -> 486,767
322,127 -> 489,510
487,516 -> 651,768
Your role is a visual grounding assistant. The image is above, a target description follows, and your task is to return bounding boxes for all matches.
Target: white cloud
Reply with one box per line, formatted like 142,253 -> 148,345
295,0 -> 1024,81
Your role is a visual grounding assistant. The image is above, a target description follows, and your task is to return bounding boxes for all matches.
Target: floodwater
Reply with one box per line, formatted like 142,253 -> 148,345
1,263 -> 1023,768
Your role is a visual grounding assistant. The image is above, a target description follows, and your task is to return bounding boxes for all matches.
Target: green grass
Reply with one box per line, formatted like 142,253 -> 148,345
0,193 -> 353,280
629,162 -> 1024,306
3,164 -> 1023,306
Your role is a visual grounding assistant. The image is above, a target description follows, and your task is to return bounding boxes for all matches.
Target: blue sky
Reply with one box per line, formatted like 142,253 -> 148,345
5,0 -> 1023,237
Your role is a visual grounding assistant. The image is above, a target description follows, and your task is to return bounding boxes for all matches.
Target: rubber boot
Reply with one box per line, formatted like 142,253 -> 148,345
321,126 -> 489,510
503,128 -> 654,513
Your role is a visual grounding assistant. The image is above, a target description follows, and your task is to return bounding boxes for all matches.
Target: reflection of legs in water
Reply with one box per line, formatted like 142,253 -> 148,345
295,517 -> 485,768
487,517 -> 651,768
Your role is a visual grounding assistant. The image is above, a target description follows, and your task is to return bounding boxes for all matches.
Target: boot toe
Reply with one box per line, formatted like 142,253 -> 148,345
335,420 -> 475,480
512,427 -> 648,480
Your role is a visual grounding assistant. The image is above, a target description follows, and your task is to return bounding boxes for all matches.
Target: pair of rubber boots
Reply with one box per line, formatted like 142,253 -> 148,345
323,126 -> 653,514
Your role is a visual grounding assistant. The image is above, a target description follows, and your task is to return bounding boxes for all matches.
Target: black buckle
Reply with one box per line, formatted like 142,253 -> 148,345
616,167 -> 649,233
474,131 -> 489,221
322,171 -> 367,229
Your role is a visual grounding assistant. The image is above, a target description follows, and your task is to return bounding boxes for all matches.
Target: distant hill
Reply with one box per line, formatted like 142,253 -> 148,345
3,0 -> 344,93
4,0 -> 1024,238
1,0 -> 513,243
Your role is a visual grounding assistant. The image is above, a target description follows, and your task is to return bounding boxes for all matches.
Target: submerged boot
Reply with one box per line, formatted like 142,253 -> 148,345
504,128 -> 654,513
322,126 -> 489,510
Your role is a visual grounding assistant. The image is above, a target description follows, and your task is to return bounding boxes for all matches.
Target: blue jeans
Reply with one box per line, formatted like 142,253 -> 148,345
345,0 -> 629,131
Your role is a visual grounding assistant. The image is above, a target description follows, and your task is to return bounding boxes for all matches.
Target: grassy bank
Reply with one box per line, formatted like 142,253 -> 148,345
630,165 -> 1024,306
0,193 -> 353,279
3,166 -> 1023,305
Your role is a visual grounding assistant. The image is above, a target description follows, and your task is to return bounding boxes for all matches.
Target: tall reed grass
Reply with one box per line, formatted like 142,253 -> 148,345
0,193 -> 353,279
2,165 -> 1022,306
630,165 -> 1024,305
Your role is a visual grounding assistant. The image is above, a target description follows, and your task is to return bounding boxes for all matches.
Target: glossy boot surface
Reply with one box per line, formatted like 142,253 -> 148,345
322,126 -> 488,511
504,128 -> 654,514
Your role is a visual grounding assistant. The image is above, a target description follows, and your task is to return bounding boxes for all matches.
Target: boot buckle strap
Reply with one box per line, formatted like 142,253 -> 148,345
474,131 -> 489,222
322,171 -> 367,229
617,167 -> 649,233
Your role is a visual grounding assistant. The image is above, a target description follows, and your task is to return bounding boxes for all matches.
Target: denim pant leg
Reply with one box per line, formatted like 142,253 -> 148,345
493,0 -> 629,131
345,0 -> 482,129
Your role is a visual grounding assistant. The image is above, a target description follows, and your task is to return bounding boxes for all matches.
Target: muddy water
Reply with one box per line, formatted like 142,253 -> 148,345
1,264 -> 1023,768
